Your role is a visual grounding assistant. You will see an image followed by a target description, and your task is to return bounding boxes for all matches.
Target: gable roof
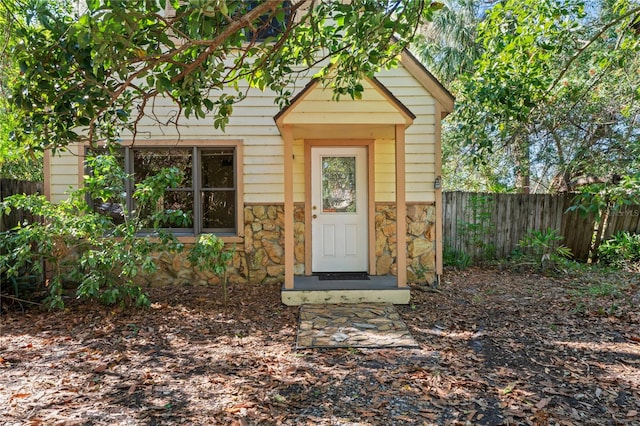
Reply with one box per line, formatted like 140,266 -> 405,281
398,49 -> 455,117
274,75 -> 416,128
275,48 -> 455,128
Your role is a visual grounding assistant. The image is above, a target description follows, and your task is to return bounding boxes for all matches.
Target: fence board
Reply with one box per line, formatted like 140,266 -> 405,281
603,209 -> 619,241
1,180 -> 42,227
493,193 -> 504,257
1,179 -> 44,232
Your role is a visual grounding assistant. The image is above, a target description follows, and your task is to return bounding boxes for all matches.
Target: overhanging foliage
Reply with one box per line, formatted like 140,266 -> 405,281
2,0 -> 441,153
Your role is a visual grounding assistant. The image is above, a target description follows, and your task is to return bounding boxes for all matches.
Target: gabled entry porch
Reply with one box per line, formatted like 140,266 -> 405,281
275,77 -> 416,305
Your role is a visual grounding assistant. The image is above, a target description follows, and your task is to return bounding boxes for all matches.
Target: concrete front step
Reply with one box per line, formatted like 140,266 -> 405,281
281,288 -> 410,305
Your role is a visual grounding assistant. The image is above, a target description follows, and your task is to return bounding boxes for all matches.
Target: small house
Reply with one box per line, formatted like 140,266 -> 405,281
44,48 -> 454,305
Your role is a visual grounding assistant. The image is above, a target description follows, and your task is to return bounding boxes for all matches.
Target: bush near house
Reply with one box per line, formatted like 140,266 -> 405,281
0,155 -> 231,310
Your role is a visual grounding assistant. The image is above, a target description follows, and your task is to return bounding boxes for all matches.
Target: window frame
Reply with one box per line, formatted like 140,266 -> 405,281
83,140 -> 244,241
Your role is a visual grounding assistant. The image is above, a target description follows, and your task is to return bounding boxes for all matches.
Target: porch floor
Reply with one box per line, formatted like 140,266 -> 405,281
282,275 -> 410,305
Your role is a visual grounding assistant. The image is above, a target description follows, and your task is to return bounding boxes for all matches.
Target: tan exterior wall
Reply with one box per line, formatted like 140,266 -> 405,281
48,144 -> 82,203
284,78 -> 407,125
46,62 -> 438,205
293,139 -> 305,203
377,67 -> 437,203
374,138 -> 396,201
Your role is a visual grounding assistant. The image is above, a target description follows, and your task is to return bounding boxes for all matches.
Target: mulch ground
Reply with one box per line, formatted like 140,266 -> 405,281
1,267 -> 639,425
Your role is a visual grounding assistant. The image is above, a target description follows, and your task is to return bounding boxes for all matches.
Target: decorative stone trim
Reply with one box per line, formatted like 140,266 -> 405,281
293,204 -> 305,275
139,202 -> 436,287
243,203 -> 305,282
134,203 -> 305,287
243,204 -> 285,285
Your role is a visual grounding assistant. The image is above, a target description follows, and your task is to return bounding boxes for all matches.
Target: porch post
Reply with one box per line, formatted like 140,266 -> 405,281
283,125 -> 295,289
44,149 -> 52,201
434,103 -> 444,276
395,124 -> 407,288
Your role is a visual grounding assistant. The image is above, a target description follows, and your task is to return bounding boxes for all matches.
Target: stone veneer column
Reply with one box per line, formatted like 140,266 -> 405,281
375,203 -> 437,284
243,204 -> 306,283
243,205 -> 285,284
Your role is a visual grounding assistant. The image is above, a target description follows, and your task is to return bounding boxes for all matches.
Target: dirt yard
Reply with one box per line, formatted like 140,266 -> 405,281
1,267 -> 639,425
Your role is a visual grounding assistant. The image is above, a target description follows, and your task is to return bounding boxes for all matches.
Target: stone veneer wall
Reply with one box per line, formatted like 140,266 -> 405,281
375,203 -> 436,284
140,204 -> 304,287
141,202 -> 436,287
243,204 -> 306,283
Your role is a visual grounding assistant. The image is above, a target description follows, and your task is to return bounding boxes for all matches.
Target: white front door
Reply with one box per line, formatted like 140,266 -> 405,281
311,147 -> 368,272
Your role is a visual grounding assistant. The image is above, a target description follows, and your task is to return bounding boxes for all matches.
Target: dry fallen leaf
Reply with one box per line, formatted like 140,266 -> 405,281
127,383 -> 137,395
536,397 -> 552,410
93,363 -> 108,373
0,269 -> 637,425
10,392 -> 31,400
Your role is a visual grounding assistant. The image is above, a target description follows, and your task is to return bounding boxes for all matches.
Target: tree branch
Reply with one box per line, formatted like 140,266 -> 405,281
546,6 -> 640,97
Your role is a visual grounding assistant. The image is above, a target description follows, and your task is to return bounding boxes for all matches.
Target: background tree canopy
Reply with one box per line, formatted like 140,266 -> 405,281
2,0 -> 638,199
0,0 -> 441,155
416,0 -> 640,195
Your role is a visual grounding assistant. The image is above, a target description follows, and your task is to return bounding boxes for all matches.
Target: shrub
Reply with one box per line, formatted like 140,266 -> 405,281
598,231 -> 640,270
0,154 -> 231,309
443,245 -> 472,270
188,234 -> 235,302
516,228 -> 572,272
456,194 -> 496,261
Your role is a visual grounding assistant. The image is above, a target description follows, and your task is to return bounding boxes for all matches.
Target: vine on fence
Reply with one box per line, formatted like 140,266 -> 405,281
456,194 -> 496,262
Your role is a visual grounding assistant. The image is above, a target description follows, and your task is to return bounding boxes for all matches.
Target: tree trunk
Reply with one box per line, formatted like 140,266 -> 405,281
514,137 -> 530,194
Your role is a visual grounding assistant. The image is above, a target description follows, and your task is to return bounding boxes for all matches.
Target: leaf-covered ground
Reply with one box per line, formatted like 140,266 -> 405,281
1,267 -> 639,425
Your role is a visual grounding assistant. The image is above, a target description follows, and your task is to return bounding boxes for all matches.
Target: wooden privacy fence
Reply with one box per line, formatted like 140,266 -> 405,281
442,192 -> 640,261
0,179 -> 43,232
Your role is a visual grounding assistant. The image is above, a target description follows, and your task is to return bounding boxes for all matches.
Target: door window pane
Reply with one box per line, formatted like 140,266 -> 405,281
322,156 -> 356,213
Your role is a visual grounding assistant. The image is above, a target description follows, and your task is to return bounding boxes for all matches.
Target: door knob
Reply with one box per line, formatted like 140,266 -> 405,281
312,214 -> 317,219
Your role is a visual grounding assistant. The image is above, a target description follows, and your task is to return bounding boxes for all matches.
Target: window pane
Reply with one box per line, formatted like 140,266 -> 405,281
202,149 -> 234,188
133,148 -> 192,187
86,148 -> 127,225
94,201 -> 126,225
139,190 -> 194,229
202,190 -> 235,230
322,156 -> 357,213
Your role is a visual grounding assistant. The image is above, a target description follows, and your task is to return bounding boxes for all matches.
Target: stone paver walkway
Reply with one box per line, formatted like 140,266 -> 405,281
296,303 -> 419,349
